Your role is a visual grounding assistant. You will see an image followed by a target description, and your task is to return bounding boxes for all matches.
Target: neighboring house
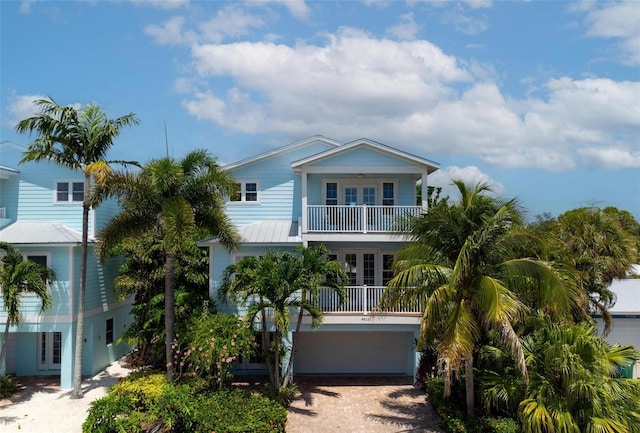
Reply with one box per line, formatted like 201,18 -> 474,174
200,136 -> 439,377
595,264 -> 640,379
0,142 -> 133,388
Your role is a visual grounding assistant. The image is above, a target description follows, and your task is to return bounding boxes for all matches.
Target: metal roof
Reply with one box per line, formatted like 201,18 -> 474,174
609,277 -> 640,315
0,221 -> 85,244
237,221 -> 302,244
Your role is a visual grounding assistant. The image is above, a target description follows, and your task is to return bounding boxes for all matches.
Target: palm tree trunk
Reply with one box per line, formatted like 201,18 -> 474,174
465,352 -> 474,416
260,305 -> 275,386
165,250 -> 176,383
71,180 -> 90,399
274,329 -> 281,389
0,320 -> 10,370
282,306 -> 304,387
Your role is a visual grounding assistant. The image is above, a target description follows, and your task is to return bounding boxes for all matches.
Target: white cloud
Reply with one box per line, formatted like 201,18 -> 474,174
168,21 -> 638,171
386,13 -> 420,41
145,6 -> 264,45
145,16 -> 195,45
129,0 -> 189,10
19,0 -> 35,14
262,0 -> 311,20
3,94 -> 47,128
441,5 -> 489,35
577,0 -> 640,65
428,165 -> 505,198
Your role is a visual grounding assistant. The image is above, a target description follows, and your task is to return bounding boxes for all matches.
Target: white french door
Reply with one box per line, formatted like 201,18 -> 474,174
343,185 -> 376,205
38,332 -> 62,370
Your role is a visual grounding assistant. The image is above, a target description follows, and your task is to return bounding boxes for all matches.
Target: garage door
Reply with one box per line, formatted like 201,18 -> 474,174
294,332 -> 410,375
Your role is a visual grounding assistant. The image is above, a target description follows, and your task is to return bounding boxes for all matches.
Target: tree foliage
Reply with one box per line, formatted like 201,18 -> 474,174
0,242 -> 55,370
93,149 -> 239,381
220,245 -> 347,390
16,96 -> 138,398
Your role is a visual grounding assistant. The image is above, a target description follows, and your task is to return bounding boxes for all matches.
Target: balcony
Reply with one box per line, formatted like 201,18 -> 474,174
312,285 -> 422,315
306,205 -> 423,233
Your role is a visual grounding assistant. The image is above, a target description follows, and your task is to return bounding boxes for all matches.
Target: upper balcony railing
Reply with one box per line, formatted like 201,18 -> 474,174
306,205 -> 423,233
312,285 -> 422,315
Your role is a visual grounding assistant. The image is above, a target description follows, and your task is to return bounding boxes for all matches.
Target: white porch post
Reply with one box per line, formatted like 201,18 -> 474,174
421,172 -> 428,209
301,169 -> 308,233
0,329 -> 5,376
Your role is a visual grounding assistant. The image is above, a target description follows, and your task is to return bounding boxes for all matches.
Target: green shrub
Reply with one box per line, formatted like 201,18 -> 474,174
83,371 -> 287,433
475,416 -> 520,433
0,375 -> 20,398
173,312 -> 255,389
261,382 -> 300,407
193,388 -> 287,433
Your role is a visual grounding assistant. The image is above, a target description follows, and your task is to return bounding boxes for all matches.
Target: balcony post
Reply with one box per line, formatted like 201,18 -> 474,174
301,169 -> 308,233
363,284 -> 367,314
362,204 -> 367,233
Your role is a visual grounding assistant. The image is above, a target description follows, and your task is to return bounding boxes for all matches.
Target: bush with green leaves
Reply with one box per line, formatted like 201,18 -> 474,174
83,371 -> 287,433
0,375 -> 20,398
171,311 -> 255,389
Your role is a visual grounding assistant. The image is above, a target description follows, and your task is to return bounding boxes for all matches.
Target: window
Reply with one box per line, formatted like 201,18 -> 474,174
325,182 -> 338,205
106,318 -> 114,345
229,181 -> 259,203
325,254 -> 338,283
382,182 -> 395,206
56,181 -> 84,203
25,254 -> 50,287
382,254 -> 395,285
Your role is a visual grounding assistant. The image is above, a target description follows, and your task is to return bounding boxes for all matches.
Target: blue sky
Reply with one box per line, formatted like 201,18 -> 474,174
1,0 -> 639,220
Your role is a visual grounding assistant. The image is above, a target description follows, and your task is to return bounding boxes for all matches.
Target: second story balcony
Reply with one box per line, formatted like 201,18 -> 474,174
306,204 -> 423,233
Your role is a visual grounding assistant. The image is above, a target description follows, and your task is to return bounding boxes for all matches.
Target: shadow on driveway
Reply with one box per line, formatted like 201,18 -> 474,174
287,376 -> 444,433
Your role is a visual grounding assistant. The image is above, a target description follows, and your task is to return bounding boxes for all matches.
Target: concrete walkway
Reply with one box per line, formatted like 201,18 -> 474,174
287,376 -> 444,433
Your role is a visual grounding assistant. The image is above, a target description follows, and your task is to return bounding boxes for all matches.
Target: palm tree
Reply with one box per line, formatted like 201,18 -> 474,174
381,180 -> 585,416
0,242 -> 55,370
91,149 -> 239,382
220,245 -> 347,390
545,207 -> 636,335
16,97 -> 139,398
518,315 -> 640,433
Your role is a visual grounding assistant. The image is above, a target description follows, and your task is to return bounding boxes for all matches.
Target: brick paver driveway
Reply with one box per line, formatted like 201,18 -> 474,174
286,376 -> 444,433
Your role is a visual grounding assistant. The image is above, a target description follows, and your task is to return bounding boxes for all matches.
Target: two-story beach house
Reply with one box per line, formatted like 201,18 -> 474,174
200,136 -> 439,377
0,141 -> 133,388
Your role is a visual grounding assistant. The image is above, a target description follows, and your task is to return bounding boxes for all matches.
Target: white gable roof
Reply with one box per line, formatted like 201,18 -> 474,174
223,135 -> 341,171
290,138 -> 439,173
0,221 -> 85,244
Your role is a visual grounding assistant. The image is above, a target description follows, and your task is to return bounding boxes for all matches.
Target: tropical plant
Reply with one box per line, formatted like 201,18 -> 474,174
539,207 -> 637,335
172,311 -> 255,389
0,242 -> 55,370
516,315 -> 640,433
108,228 -> 212,368
220,245 -> 348,391
381,180 -> 586,416
16,97 -> 139,398
92,149 -> 239,381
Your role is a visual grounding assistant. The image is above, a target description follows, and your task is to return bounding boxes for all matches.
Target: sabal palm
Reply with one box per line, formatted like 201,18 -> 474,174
16,97 -> 138,398
548,208 -> 636,335
92,149 -> 239,381
0,242 -> 55,370
221,246 -> 347,389
381,180 -> 585,416
518,316 -> 640,433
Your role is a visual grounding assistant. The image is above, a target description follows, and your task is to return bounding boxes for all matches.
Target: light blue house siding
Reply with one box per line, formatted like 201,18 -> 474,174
203,136 -> 439,378
0,141 -> 133,388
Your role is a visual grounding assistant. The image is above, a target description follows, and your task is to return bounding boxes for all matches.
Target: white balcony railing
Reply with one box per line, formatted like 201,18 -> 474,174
306,205 -> 423,233
312,286 -> 422,315
0,207 -> 6,219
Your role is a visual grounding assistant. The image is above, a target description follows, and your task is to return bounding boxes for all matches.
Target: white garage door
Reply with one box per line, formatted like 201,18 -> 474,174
294,332 -> 410,375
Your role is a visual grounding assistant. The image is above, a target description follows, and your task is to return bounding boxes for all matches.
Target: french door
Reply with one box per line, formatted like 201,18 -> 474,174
343,185 -> 376,205
38,331 -> 62,370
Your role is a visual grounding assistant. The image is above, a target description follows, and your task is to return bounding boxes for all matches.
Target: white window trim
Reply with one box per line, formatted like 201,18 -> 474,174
323,179 -> 397,206
54,179 -> 85,204
228,180 -> 260,204
21,252 -> 52,297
